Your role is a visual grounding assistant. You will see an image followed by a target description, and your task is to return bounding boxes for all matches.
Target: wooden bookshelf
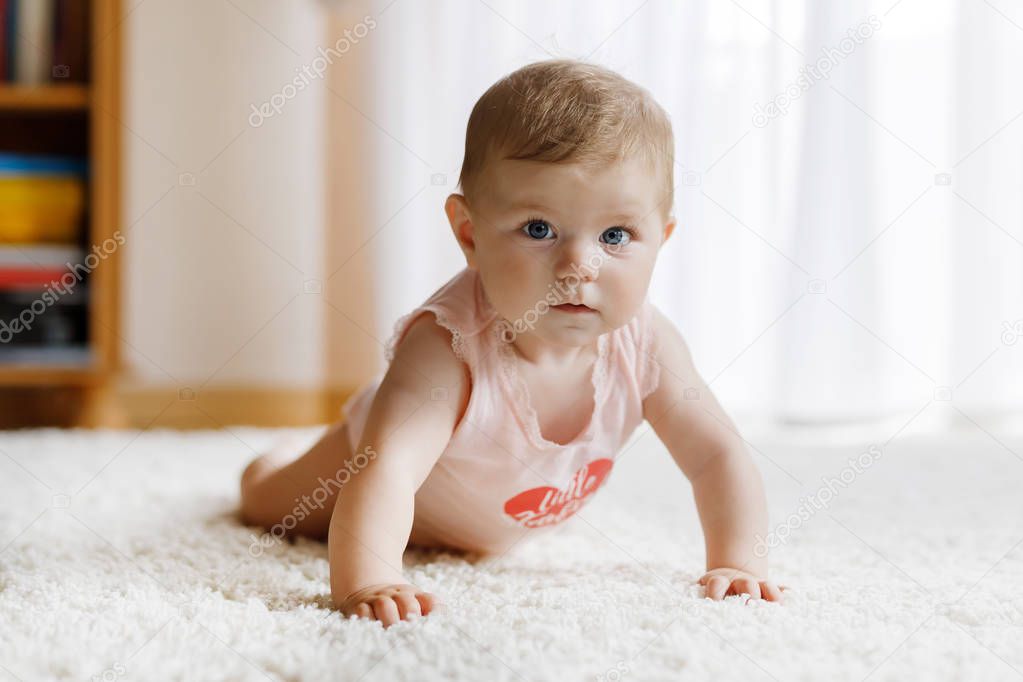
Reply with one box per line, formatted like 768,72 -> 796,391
0,84 -> 90,110
0,0 -> 124,427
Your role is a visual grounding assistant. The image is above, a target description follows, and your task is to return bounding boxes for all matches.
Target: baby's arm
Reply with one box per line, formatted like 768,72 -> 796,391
641,305 -> 783,603
329,312 -> 469,626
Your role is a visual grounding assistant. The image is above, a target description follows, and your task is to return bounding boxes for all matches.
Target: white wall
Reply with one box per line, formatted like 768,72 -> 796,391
122,0 -> 331,389
356,0 -> 1023,426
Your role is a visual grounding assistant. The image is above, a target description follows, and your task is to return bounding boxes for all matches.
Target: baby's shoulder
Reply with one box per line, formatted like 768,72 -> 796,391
386,310 -> 472,403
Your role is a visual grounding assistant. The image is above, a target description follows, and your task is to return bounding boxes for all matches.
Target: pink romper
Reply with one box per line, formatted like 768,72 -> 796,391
340,267 -> 661,554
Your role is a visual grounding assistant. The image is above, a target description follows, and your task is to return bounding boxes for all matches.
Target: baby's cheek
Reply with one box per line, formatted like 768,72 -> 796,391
501,259 -> 543,296
480,265 -> 533,318
603,277 -> 646,317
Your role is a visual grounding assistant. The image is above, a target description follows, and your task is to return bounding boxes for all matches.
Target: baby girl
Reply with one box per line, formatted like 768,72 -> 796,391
239,59 -> 783,627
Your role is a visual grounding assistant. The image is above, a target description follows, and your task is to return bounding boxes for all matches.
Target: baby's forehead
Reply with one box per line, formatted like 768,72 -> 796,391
482,157 -> 660,213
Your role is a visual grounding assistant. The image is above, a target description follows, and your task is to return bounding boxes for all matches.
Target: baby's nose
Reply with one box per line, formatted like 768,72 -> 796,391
553,238 -> 599,281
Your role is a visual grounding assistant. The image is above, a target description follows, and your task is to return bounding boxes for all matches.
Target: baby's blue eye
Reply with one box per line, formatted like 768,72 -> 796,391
523,220 -> 554,240
601,227 -> 631,246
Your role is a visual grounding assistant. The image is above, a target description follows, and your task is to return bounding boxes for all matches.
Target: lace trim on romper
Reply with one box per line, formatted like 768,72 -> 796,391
636,300 -> 661,400
493,322 -> 611,452
384,306 -> 473,366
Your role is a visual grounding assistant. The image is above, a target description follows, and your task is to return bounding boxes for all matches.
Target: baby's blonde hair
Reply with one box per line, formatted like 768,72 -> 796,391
458,59 -> 675,219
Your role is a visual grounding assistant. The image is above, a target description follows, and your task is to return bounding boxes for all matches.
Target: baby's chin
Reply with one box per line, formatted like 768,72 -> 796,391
532,318 -> 611,347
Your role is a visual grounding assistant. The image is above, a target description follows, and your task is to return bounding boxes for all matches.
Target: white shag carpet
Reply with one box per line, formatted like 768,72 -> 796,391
1,421 -> 1022,681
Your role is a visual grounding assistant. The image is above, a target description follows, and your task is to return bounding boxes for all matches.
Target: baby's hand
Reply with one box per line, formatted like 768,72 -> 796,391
699,568 -> 785,603
339,583 -> 444,627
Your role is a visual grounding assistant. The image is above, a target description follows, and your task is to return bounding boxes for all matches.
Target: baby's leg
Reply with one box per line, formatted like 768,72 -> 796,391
239,420 -> 352,540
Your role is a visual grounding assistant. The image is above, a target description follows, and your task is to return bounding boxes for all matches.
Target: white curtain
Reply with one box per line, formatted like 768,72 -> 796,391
354,0 -> 1023,427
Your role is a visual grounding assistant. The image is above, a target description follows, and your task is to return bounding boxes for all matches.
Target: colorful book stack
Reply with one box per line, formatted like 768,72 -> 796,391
0,0 -> 89,84
0,153 -> 90,365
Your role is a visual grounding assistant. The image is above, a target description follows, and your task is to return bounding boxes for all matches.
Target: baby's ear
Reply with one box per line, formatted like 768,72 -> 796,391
661,217 -> 677,244
445,193 -> 477,268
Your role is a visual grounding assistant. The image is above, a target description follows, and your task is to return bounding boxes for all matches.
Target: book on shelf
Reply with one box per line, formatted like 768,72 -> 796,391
0,150 -> 91,366
0,243 -> 90,365
0,242 -> 83,266
0,345 -> 92,366
0,242 -> 84,286
0,152 -> 87,244
0,0 -> 89,84
0,0 -> 7,81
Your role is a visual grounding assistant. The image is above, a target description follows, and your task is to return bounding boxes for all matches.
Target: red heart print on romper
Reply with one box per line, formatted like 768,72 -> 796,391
503,458 -> 613,528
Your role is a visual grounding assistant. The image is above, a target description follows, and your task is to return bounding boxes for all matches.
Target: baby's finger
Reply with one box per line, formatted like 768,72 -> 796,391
371,596 -> 401,627
734,578 -> 760,600
760,581 -> 784,602
393,591 -> 422,621
415,591 -> 441,615
706,575 -> 729,600
354,602 -> 373,619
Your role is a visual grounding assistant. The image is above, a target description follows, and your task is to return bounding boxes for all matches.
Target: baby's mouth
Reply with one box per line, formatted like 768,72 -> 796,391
553,302 -> 596,314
